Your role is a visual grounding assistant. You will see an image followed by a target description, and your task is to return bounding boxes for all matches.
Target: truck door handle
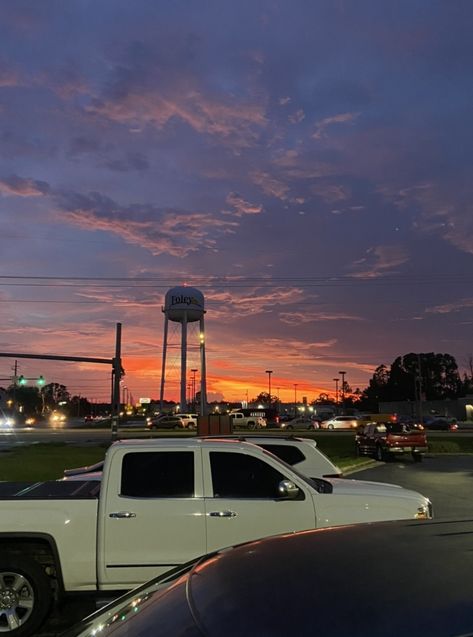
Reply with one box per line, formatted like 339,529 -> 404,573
209,510 -> 237,518
109,511 -> 136,518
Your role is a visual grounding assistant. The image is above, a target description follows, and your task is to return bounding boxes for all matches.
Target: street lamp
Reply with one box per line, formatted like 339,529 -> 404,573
265,370 -> 273,407
338,371 -> 346,411
191,369 -> 198,411
294,383 -> 298,417
333,378 -> 339,405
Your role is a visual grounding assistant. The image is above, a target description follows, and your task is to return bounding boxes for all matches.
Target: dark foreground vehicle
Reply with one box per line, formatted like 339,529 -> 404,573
63,519 -> 473,637
355,421 -> 428,461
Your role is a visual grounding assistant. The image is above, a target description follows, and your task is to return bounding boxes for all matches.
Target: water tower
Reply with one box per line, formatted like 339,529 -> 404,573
159,286 -> 208,414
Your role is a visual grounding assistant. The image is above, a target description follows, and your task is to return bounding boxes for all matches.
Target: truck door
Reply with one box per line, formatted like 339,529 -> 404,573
98,449 -> 206,589
202,449 -> 317,552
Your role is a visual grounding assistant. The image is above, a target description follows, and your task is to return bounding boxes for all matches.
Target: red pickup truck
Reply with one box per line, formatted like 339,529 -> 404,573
355,422 -> 428,462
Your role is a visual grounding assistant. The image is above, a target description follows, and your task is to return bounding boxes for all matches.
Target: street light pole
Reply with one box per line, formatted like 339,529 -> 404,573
191,369 -> 198,411
333,378 -> 339,405
338,371 -> 346,412
294,383 -> 298,417
265,370 -> 273,408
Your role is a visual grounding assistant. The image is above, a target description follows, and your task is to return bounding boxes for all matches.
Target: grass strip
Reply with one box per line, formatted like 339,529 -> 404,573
0,443 -> 108,481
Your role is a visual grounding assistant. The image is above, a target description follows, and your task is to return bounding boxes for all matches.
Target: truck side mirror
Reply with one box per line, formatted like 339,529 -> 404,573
277,480 -> 300,500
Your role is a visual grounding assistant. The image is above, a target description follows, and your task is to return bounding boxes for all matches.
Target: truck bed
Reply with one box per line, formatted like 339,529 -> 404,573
0,479 -> 100,498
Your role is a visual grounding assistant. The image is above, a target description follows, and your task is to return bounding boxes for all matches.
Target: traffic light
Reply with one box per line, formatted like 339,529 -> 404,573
37,375 -> 45,386
18,375 -> 27,386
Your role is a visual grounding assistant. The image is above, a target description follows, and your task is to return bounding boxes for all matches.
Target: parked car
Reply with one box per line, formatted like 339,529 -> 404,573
62,518 -> 473,637
320,415 -> 361,430
279,416 -> 320,430
202,435 -> 342,478
174,413 -> 198,429
355,422 -> 428,461
422,417 -> 458,431
146,415 -> 190,430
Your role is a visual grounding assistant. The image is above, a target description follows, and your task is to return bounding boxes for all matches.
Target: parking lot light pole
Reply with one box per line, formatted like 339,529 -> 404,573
294,383 -> 298,417
333,378 -> 339,405
265,370 -> 273,407
191,369 -> 198,411
339,371 -> 346,412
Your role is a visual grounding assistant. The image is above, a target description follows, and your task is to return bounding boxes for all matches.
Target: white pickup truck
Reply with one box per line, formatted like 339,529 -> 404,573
229,410 -> 267,429
0,438 -> 432,636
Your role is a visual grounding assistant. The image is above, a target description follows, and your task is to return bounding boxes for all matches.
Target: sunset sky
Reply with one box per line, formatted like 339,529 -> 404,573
1,1 -> 472,405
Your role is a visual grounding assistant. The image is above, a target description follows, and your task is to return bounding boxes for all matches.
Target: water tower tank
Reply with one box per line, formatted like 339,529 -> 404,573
164,286 -> 205,323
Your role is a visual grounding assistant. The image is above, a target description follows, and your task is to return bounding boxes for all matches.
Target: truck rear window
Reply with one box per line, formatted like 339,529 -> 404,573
386,424 -> 420,434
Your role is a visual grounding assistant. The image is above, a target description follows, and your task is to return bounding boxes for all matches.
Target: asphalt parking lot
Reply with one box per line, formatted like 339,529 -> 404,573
36,453 -> 473,636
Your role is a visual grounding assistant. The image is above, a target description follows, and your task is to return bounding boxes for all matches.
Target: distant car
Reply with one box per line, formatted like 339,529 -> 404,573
422,417 -> 458,431
49,411 -> 66,425
146,415 -> 191,430
62,518 -> 473,637
356,422 -> 428,461
280,416 -> 320,431
0,410 -> 16,428
320,415 -> 360,430
175,413 -> 198,429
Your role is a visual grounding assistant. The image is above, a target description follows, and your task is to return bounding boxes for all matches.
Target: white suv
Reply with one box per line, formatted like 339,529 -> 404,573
175,413 -> 198,430
203,435 -> 342,478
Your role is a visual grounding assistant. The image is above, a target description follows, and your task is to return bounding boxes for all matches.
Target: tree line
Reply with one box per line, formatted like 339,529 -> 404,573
252,352 -> 473,412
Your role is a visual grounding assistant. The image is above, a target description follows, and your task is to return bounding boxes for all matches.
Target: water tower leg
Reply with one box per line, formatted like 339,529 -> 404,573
159,315 -> 168,412
199,316 -> 208,416
180,312 -> 188,412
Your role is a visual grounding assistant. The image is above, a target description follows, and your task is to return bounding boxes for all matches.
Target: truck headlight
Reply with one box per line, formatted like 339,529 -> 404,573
415,503 -> 433,519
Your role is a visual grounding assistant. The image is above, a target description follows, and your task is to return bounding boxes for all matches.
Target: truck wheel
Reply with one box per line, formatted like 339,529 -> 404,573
248,422 -> 256,430
0,557 -> 52,636
412,452 -> 423,463
286,424 -> 293,430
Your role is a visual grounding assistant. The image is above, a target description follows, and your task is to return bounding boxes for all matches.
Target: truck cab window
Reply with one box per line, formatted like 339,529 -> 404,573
121,452 -> 194,498
210,452 -> 286,499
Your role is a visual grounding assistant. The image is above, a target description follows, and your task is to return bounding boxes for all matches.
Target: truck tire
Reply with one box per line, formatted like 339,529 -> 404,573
412,452 -> 423,463
0,556 -> 52,636
248,421 -> 256,430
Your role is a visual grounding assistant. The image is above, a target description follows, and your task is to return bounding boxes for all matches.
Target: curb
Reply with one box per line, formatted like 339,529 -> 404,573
342,460 -> 379,475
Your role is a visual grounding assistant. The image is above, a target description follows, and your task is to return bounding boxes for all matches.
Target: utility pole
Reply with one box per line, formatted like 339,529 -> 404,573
294,383 -> 298,417
417,354 -> 424,425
